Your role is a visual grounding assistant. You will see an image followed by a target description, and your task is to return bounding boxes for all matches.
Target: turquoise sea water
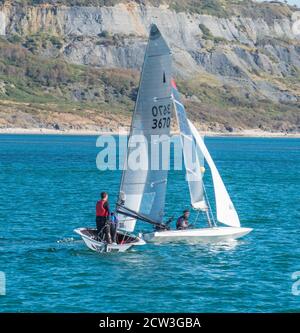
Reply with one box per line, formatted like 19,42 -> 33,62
0,135 -> 299,313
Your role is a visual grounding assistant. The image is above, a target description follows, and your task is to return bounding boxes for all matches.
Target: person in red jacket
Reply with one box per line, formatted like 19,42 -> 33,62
96,192 -> 112,243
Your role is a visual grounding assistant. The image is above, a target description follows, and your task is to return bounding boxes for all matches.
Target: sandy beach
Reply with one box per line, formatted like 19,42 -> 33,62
0,127 -> 299,137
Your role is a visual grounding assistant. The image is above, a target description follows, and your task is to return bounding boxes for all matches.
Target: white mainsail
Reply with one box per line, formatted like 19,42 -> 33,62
117,24 -> 172,232
171,79 -> 206,210
188,119 -> 241,228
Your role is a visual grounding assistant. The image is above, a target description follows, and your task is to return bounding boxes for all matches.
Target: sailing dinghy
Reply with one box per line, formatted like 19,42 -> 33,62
74,228 -> 144,253
142,80 -> 252,243
75,24 -> 172,252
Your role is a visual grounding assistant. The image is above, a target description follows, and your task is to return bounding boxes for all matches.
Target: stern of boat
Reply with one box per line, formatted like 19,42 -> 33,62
74,228 -> 145,253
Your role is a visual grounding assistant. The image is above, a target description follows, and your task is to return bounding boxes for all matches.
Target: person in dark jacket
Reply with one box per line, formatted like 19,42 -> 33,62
176,209 -> 190,230
96,192 -> 112,243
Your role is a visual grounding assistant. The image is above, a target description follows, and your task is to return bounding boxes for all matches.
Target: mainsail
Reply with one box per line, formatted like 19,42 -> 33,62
171,79 -> 206,210
188,119 -> 241,228
117,24 -> 172,232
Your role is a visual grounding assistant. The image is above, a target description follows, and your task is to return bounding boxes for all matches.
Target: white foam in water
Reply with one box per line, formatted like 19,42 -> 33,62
0,271 -> 5,296
57,237 -> 75,243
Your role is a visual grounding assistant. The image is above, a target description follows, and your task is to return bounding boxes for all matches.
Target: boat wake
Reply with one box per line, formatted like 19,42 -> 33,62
152,238 -> 242,251
56,237 -> 77,244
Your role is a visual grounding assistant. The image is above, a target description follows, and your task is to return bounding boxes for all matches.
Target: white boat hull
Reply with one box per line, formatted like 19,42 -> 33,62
74,228 -> 145,253
142,227 -> 252,243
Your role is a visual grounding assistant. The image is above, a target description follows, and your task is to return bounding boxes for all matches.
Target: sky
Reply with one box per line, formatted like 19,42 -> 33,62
258,0 -> 300,6
280,0 -> 300,6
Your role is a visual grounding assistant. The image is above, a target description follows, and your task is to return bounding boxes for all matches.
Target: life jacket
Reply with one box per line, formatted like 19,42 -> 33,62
96,200 -> 109,217
110,214 -> 118,224
176,216 -> 188,230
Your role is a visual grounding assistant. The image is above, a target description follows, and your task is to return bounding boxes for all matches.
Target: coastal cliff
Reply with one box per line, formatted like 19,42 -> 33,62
0,0 -> 299,134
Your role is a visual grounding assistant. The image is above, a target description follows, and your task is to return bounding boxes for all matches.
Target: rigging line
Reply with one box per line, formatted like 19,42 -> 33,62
116,203 -> 167,229
117,217 -> 135,244
180,133 -> 193,141
203,183 -> 217,227
194,209 -> 200,227
119,228 -> 130,245
122,179 -> 167,186
174,99 -> 184,109
121,232 -> 126,244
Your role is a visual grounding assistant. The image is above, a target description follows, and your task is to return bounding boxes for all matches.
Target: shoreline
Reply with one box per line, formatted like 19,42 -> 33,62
0,127 -> 299,138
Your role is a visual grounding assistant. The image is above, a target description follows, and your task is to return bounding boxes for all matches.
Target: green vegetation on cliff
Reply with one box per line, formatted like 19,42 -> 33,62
0,0 -> 296,19
0,36 -> 298,132
0,37 -> 137,106
0,37 -> 139,129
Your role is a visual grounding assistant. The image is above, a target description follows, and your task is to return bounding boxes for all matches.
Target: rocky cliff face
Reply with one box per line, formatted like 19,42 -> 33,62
0,1 -> 299,133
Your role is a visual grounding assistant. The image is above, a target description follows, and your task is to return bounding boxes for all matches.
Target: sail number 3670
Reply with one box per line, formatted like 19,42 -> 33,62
152,104 -> 171,129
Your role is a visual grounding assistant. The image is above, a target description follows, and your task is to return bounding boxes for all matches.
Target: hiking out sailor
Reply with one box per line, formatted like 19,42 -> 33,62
176,209 -> 190,230
96,192 -> 112,243
109,212 -> 118,244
